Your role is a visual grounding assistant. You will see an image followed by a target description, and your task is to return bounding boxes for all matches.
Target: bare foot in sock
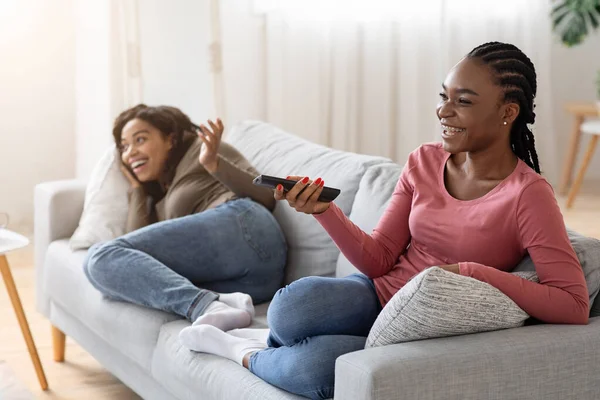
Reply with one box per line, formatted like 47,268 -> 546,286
227,328 -> 270,344
193,301 -> 251,331
218,292 -> 255,317
179,325 -> 266,365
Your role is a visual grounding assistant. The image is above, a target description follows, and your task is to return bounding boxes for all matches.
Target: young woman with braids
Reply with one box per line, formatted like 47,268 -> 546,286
180,42 -> 589,399
83,105 -> 287,331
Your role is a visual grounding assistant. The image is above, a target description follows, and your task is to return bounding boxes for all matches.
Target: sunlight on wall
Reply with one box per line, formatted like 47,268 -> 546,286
254,0 -> 528,22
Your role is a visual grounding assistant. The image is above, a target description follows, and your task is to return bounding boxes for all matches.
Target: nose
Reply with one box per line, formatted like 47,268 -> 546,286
121,146 -> 138,164
436,101 -> 455,120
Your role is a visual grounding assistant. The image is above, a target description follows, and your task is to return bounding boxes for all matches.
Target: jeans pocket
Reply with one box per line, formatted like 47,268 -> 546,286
236,203 -> 285,262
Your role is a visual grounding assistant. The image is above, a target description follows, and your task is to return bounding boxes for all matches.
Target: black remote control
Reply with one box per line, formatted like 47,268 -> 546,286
253,175 -> 341,203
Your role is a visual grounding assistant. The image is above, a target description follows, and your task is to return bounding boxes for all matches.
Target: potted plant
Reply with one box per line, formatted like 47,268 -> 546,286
552,0 -> 600,47
552,1 -> 600,113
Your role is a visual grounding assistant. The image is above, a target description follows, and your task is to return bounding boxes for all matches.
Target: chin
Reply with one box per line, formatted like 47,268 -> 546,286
441,139 -> 464,154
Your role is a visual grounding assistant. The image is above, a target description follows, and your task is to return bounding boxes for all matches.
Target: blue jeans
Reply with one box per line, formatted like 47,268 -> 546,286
83,198 -> 287,321
249,274 -> 382,399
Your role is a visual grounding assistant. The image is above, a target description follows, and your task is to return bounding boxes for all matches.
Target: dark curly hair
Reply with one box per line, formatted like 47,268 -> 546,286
112,104 -> 200,199
467,42 -> 541,174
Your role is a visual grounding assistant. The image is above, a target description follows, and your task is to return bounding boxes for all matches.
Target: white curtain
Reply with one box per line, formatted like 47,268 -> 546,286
222,0 -> 556,179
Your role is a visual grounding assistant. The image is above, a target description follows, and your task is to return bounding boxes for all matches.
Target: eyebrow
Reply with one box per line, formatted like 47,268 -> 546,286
441,83 -> 479,96
121,130 -> 149,142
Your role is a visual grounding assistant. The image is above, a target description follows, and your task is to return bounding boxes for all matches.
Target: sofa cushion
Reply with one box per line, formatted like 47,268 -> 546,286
228,121 -> 391,283
151,320 -> 304,400
513,229 -> 600,314
336,163 -> 402,277
69,146 -> 129,250
366,267 -> 529,348
43,240 -> 180,369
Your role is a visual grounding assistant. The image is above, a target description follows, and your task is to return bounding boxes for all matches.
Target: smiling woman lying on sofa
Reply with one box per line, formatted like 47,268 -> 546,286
180,42 -> 590,399
83,104 -> 287,331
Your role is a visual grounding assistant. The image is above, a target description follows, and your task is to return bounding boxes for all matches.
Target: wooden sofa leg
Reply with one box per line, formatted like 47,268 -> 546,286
52,325 -> 66,362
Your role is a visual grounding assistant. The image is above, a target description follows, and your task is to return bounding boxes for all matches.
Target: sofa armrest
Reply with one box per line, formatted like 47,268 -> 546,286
34,180 -> 86,315
335,318 -> 600,400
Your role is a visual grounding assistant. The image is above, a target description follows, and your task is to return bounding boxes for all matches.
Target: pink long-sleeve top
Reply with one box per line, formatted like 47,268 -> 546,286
315,143 -> 589,324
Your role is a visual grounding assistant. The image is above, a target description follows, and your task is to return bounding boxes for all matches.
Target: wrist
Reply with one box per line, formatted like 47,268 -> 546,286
204,159 -> 219,174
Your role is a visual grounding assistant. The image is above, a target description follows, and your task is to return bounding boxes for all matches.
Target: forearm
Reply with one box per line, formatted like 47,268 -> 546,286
209,156 -> 276,211
315,203 -> 401,278
460,262 -> 589,324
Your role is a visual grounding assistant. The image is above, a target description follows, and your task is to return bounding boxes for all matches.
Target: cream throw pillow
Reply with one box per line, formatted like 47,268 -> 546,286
366,267 -> 531,348
69,146 -> 130,250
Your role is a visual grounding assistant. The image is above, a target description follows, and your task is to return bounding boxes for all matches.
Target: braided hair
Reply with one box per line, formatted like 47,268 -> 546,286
467,42 -> 541,174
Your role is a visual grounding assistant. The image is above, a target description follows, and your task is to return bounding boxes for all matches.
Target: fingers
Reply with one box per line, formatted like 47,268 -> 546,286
286,176 -> 311,200
274,184 -> 286,200
207,119 -> 223,139
295,177 -> 322,208
198,125 -> 216,150
286,175 -> 302,182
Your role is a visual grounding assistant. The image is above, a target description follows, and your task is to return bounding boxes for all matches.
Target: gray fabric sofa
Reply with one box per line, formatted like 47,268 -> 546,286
35,121 -> 600,400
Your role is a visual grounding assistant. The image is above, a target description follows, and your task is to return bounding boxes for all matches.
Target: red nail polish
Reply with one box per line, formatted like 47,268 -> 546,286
277,184 -> 283,191
301,177 -> 309,184
286,176 -> 291,180
315,178 -> 322,185
320,181 -> 325,187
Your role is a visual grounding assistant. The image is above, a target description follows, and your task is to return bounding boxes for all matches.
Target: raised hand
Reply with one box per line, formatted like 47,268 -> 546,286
274,175 -> 330,215
120,164 -> 141,189
198,118 -> 224,173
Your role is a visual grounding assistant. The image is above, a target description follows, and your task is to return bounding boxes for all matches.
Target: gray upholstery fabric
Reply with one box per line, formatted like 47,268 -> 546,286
336,163 -> 402,277
152,320 -> 303,400
34,180 -> 86,316
44,240 -> 181,369
227,121 -> 391,283
513,228 -> 600,314
366,267 -> 528,348
50,302 -> 178,400
337,317 -> 600,400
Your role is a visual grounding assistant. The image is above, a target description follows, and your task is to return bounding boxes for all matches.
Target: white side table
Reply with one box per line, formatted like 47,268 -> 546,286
0,229 -> 48,390
566,119 -> 600,208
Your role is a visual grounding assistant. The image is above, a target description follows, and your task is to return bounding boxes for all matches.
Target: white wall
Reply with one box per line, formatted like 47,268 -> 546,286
551,34 -> 600,182
0,0 -> 76,233
74,0 -> 114,180
138,0 -> 215,124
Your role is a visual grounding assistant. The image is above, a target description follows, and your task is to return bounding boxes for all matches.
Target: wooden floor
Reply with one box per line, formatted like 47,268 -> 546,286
0,184 -> 598,399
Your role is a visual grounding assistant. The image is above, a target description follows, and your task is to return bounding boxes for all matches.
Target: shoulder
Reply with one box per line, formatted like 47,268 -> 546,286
510,162 -> 557,213
407,142 -> 447,165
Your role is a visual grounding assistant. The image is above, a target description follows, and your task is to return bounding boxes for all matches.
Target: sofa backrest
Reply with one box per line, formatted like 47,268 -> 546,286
227,121 -> 391,284
335,163 -> 402,277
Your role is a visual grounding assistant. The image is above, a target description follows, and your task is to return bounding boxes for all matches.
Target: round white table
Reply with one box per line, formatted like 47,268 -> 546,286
0,229 -> 48,390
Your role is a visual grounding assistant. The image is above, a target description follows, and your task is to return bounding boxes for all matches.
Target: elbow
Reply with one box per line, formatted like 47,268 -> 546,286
264,195 -> 276,212
562,297 -> 589,325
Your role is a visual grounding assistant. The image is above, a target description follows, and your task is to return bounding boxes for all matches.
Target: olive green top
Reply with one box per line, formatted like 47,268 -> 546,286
126,137 -> 274,233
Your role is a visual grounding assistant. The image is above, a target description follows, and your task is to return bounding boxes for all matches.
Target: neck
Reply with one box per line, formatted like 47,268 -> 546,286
458,140 -> 518,180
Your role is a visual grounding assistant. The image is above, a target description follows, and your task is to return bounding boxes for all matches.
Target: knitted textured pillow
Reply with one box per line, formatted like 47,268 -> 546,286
366,267 -> 530,348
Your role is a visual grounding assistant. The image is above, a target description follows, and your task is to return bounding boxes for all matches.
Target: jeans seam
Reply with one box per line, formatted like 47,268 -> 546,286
186,291 -> 207,321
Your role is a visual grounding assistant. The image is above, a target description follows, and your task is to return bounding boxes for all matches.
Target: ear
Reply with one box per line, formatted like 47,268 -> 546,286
167,133 -> 175,150
502,102 -> 520,125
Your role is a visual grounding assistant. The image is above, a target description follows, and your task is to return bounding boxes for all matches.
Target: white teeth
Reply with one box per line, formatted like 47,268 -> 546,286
441,125 -> 465,133
131,160 -> 147,169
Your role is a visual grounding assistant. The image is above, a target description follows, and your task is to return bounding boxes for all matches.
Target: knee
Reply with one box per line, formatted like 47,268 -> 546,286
266,277 -> 324,340
83,239 -> 128,291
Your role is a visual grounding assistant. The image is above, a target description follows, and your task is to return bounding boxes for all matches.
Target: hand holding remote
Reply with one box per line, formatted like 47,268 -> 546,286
274,176 -> 331,215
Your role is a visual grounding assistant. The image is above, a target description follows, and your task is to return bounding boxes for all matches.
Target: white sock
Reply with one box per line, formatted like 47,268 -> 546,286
193,301 -> 251,331
218,292 -> 255,317
179,325 -> 267,365
227,328 -> 270,344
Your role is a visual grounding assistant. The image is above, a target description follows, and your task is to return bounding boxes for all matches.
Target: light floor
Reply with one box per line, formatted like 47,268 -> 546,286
0,184 -> 599,399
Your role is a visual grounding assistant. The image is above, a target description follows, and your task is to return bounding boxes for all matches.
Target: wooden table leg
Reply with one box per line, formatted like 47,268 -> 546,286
566,135 -> 599,208
0,255 -> 49,390
559,116 -> 584,195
